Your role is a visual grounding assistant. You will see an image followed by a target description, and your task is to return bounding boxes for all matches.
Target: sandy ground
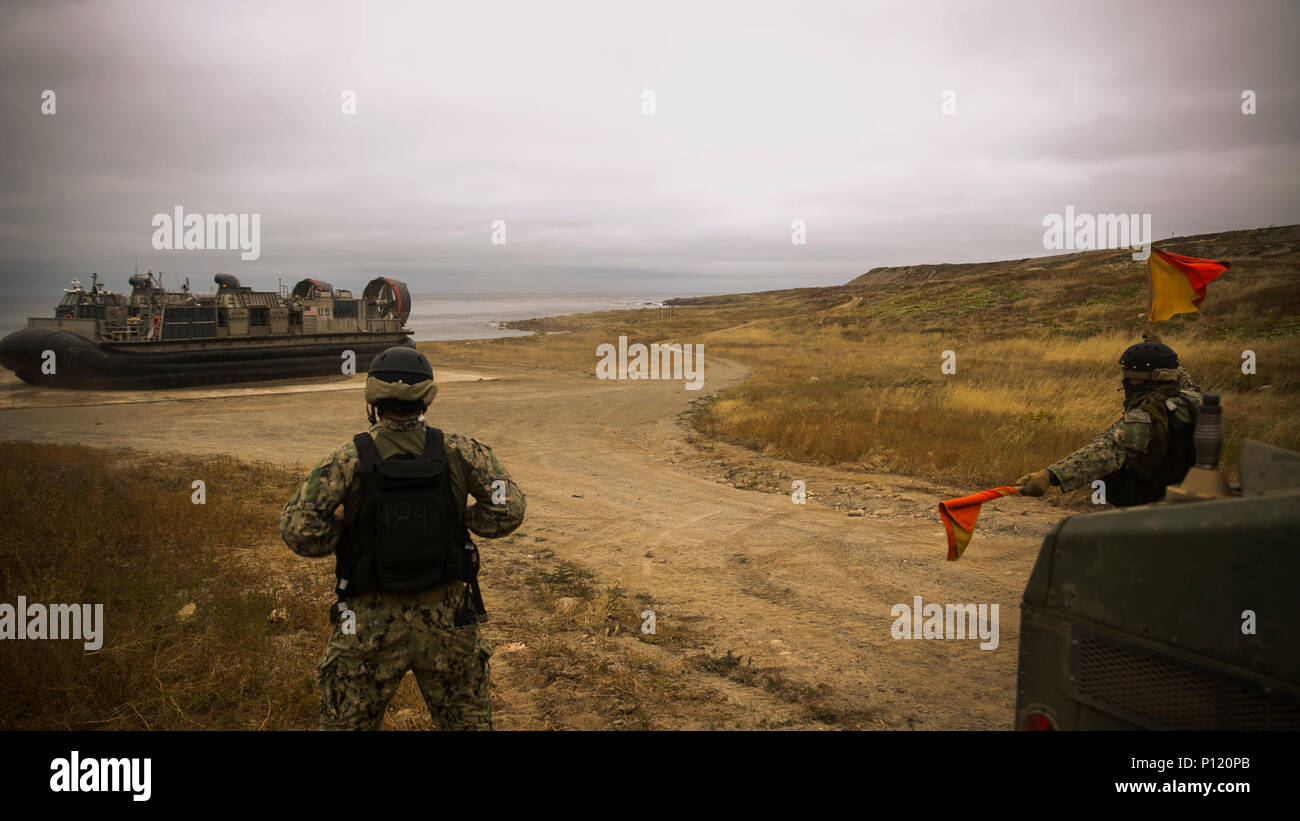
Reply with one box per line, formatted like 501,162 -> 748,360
0,369 -> 493,409
0,361 -> 1067,730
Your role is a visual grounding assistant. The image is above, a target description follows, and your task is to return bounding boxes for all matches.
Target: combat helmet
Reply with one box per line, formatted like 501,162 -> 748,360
365,346 -> 437,421
1119,339 -> 1179,381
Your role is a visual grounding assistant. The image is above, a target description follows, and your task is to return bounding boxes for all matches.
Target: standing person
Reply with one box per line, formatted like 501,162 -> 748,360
280,346 -> 525,730
1015,338 -> 1201,507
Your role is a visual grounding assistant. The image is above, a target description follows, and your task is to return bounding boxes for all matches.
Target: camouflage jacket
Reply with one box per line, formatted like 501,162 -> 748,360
280,417 -> 526,558
1047,367 -> 1201,493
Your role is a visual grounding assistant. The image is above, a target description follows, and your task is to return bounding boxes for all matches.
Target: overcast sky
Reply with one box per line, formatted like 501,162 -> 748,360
1,0 -> 1297,296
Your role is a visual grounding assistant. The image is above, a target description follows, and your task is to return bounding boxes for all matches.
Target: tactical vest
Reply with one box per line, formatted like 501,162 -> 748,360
336,427 -> 467,597
1104,392 -> 1199,507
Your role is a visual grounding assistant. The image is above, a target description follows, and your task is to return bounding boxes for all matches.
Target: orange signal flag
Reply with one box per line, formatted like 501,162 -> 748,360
939,486 -> 1020,561
1148,246 -> 1230,322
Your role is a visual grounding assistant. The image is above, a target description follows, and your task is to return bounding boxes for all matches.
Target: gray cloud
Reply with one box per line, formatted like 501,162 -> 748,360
1,0 -> 1297,296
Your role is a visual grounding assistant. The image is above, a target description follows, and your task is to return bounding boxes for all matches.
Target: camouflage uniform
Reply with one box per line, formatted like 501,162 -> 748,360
1047,366 -> 1201,501
280,417 -> 525,730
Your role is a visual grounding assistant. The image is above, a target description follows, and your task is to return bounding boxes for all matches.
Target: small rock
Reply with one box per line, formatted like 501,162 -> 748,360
555,597 -> 580,614
177,602 -> 196,624
268,608 -> 288,623
847,509 -> 865,517
499,641 -> 527,653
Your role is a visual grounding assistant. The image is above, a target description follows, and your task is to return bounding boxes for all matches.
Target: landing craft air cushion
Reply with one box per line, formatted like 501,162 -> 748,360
0,273 -> 415,388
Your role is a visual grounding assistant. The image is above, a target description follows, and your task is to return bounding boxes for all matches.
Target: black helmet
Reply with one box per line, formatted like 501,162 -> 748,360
1119,341 -> 1178,377
368,346 -> 433,384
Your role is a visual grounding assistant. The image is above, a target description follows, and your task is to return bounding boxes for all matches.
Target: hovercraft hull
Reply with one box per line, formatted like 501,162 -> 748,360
0,327 -> 415,389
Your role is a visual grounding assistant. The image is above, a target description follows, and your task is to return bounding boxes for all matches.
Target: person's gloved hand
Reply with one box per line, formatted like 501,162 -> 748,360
1015,469 -> 1053,497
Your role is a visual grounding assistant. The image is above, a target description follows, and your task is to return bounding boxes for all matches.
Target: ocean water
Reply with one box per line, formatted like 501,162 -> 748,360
403,293 -> 674,341
0,292 -> 681,342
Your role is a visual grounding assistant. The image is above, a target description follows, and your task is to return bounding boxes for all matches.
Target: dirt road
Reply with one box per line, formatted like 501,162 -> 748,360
0,360 -> 1065,729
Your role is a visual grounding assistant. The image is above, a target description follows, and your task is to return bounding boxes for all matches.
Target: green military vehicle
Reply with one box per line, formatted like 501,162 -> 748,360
1015,395 -> 1300,730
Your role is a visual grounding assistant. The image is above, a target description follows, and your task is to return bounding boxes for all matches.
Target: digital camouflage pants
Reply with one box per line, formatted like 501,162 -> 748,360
317,591 -> 493,730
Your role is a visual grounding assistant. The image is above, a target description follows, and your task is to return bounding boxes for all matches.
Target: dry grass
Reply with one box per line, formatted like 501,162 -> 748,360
688,327 -> 1297,488
0,443 -> 320,730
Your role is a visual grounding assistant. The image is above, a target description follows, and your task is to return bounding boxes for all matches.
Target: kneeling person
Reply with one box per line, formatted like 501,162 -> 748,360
280,346 -> 526,730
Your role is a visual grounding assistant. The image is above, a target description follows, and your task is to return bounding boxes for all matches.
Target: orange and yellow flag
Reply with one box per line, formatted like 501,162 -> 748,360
1148,246 -> 1230,322
939,486 -> 1019,561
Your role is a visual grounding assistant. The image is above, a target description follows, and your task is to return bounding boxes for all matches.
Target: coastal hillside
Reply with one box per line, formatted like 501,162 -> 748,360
670,224 -> 1300,342
463,224 -> 1300,492
844,224 -> 1300,289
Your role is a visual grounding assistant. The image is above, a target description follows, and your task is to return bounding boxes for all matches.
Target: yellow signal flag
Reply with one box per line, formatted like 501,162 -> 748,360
1148,246 -> 1231,322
